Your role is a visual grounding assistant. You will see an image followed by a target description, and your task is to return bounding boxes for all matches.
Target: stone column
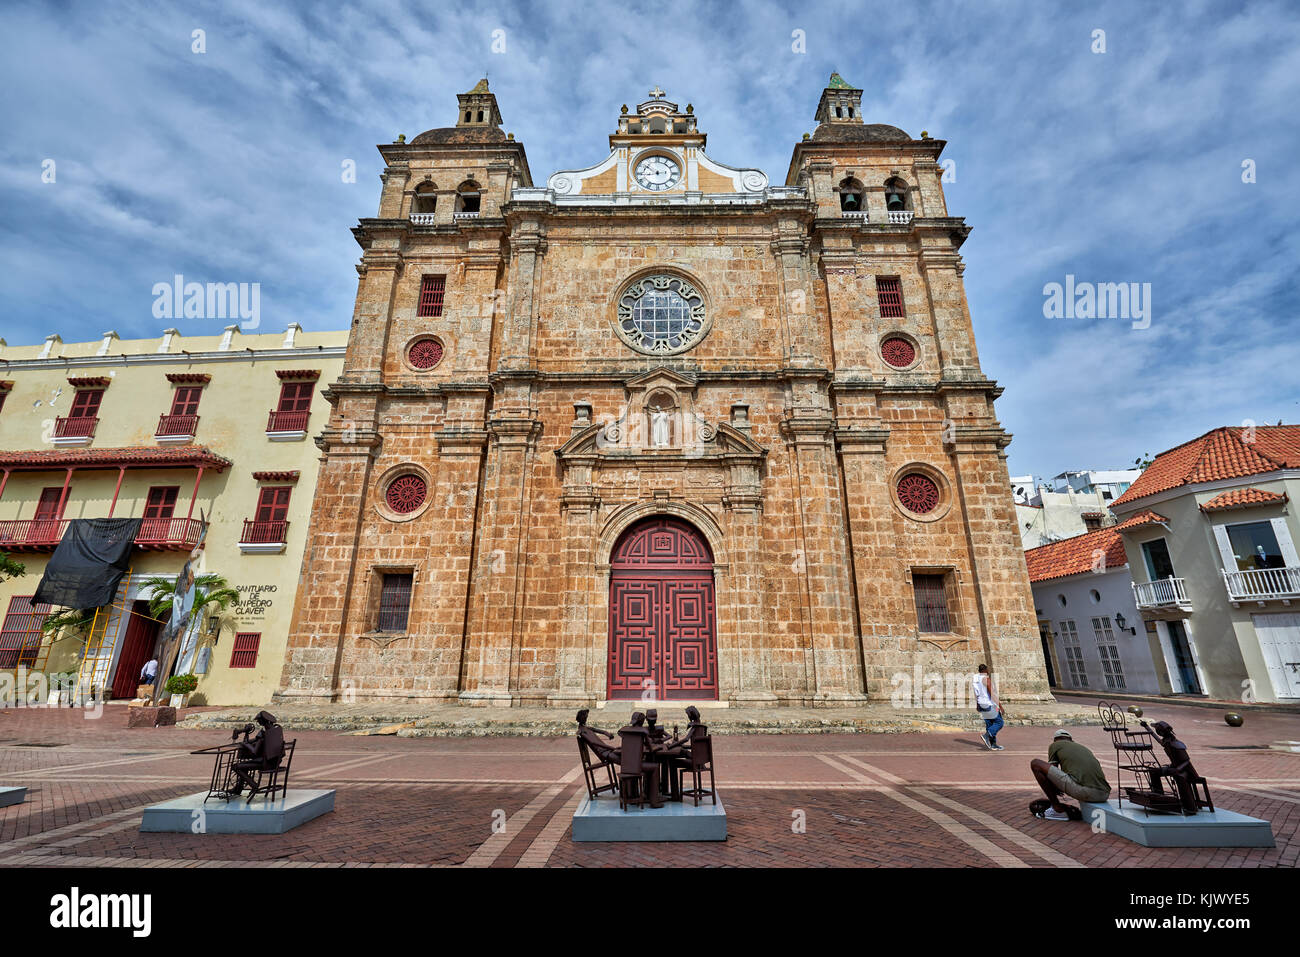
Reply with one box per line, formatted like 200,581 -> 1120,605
780,375 -> 866,704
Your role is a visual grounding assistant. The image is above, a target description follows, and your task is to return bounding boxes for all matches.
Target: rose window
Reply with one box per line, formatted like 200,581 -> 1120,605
408,338 -> 444,370
881,337 -> 916,368
897,473 -> 941,514
615,275 -> 707,355
385,474 -> 427,513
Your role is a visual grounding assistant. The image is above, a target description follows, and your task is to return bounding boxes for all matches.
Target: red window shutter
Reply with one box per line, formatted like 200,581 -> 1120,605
0,596 -> 53,669
143,487 -> 179,519
229,632 -> 261,668
417,276 -> 446,318
69,389 -> 104,418
877,276 -> 905,318
34,487 -> 63,521
170,387 -> 202,416
255,486 -> 292,523
276,381 -> 313,413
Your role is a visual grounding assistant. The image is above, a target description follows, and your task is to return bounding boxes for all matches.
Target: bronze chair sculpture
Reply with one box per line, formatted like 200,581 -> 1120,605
678,734 -> 717,806
1097,700 -> 1157,810
617,712 -> 663,810
576,708 -> 620,800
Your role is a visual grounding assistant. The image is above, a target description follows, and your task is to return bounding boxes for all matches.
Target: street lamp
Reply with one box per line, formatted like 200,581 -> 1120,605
208,614 -> 222,644
1115,613 -> 1136,636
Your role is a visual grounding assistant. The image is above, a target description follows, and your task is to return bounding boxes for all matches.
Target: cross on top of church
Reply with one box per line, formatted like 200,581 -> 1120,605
649,86 -> 665,99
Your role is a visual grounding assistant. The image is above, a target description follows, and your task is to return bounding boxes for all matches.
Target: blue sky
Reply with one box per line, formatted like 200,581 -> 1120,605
2,0 -> 1297,478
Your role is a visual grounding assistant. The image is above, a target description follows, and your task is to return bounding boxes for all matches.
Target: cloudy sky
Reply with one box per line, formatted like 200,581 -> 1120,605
2,0 -> 1297,478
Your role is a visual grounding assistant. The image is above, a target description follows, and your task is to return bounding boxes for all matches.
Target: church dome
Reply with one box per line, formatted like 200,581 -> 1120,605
409,125 -> 509,146
811,122 -> 911,143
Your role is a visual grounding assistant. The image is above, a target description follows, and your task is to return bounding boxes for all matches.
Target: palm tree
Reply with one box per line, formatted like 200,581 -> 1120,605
139,572 -> 240,635
0,551 -> 24,582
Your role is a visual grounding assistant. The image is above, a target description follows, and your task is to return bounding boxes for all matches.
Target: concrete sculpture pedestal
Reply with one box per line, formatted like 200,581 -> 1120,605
0,786 -> 27,808
1081,800 -> 1275,848
572,793 -> 727,842
140,789 -> 335,834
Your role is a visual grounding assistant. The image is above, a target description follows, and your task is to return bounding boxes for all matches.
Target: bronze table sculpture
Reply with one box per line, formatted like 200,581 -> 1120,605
1098,702 -> 1214,816
576,706 -> 716,812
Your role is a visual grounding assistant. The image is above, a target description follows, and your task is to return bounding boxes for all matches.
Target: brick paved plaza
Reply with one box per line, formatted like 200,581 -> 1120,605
1,700 -> 1296,869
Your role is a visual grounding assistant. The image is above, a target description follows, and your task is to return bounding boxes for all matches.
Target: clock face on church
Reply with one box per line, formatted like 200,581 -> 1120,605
633,155 -> 681,191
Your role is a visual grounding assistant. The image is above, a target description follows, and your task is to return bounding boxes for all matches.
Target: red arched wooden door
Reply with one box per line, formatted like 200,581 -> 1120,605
608,517 -> 718,700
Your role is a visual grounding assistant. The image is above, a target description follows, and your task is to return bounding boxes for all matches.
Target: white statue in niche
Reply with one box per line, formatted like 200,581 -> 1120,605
650,408 -> 671,447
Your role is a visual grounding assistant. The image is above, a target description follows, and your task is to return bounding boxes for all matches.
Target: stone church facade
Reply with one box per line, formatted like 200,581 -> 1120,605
278,75 -> 1051,707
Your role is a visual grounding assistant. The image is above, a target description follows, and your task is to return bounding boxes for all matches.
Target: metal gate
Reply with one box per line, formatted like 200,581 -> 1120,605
608,517 -> 718,700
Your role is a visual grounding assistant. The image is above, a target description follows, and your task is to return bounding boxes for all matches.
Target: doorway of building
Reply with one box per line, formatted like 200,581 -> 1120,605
111,600 -> 164,700
1037,619 -> 1058,687
607,516 -> 718,700
1164,620 -> 1202,694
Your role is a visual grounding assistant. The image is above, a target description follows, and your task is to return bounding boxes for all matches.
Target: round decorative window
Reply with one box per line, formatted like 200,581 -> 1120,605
881,336 -> 917,368
896,473 -> 941,514
407,337 -> 444,370
615,274 -> 708,355
385,474 -> 427,514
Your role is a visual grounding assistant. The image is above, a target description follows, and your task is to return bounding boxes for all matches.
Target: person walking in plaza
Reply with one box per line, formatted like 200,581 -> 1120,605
972,664 -> 1004,750
1030,729 -> 1112,820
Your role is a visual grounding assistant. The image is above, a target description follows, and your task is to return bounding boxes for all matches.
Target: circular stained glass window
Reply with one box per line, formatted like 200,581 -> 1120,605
881,336 -> 916,368
615,275 -> 707,355
897,473 -> 941,514
408,338 -> 444,370
385,474 -> 427,513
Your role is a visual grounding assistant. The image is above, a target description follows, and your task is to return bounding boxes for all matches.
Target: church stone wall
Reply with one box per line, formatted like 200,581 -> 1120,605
277,79 -> 1051,708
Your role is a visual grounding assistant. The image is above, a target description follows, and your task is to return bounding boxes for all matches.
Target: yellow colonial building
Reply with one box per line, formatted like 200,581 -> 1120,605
0,324 -> 345,704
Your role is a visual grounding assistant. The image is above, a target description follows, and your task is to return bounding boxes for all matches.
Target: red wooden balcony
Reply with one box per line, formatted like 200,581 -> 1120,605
240,518 -> 289,544
0,519 -> 69,550
0,517 -> 206,551
135,517 -> 206,550
53,416 -> 98,439
155,413 -> 199,438
266,410 -> 309,433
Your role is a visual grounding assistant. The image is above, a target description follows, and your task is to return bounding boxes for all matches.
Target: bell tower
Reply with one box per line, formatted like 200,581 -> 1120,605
814,72 -> 863,126
456,77 -> 503,129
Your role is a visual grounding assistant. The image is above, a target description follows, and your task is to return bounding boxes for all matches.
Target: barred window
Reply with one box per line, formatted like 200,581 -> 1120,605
912,573 -> 951,633
378,573 -> 414,631
876,276 -> 905,318
417,276 -> 446,318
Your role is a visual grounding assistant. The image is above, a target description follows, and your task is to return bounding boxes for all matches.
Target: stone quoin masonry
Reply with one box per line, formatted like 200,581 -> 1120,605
277,76 -> 1052,707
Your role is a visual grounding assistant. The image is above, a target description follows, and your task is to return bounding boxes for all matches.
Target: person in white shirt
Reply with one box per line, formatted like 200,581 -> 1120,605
972,664 -> 1004,750
139,658 -> 158,684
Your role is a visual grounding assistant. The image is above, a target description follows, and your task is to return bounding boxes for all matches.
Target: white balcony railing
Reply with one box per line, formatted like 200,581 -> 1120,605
410,213 -> 436,225
1222,565 -> 1300,603
841,210 -> 868,221
1133,576 -> 1192,610
453,211 -> 480,221
888,210 -> 915,225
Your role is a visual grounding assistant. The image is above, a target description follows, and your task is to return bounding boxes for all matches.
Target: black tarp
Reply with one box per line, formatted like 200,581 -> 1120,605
31,518 -> 141,610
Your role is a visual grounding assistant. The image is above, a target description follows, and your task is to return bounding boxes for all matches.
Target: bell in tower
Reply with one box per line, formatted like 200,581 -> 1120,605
456,77 -> 503,129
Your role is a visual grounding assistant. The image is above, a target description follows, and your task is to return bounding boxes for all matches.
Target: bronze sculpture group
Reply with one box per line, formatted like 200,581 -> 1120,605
193,710 -> 297,805
577,706 -> 716,811
1099,701 -> 1214,815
